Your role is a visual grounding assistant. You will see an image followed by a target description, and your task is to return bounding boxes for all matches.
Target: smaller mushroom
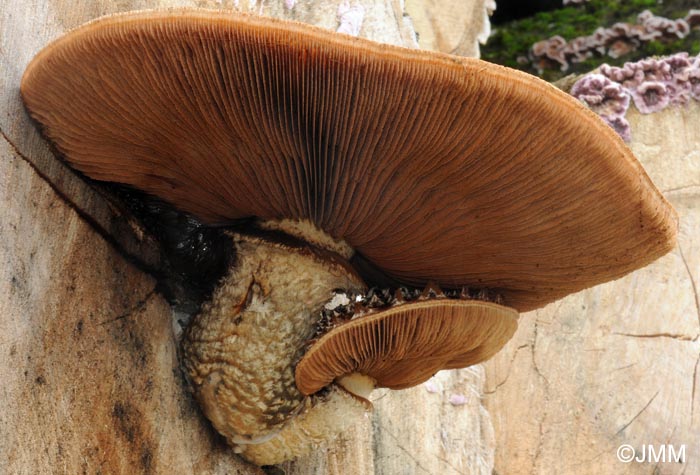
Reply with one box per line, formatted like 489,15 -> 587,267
296,291 -> 517,396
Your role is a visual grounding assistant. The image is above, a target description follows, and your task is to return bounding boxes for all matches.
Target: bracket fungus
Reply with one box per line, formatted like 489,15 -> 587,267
21,9 -> 677,466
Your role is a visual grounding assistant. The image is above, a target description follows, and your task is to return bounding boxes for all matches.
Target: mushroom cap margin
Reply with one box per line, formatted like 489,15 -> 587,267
21,9 -> 678,312
295,299 -> 518,395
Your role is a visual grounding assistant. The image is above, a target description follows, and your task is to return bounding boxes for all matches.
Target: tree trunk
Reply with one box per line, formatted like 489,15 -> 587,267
0,1 -> 496,474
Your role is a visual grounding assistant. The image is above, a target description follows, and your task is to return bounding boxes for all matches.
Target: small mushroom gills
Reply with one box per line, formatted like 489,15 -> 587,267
21,9 -> 677,466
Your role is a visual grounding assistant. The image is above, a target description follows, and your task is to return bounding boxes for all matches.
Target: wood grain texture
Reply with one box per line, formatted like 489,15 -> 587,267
484,100 -> 700,475
1,1 -> 496,474
0,125 -> 256,474
283,366 -> 496,475
405,0 -> 493,56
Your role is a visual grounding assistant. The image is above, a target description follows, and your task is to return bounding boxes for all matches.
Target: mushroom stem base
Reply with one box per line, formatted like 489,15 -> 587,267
337,373 -> 377,400
182,230 -> 365,464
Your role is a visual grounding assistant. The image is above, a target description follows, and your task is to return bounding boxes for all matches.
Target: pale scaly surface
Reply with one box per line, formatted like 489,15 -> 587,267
183,232 -> 365,463
258,218 -> 355,259
239,385 -> 371,465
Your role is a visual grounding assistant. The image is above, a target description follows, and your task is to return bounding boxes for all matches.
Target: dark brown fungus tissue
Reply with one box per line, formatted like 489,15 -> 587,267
21,9 -> 677,465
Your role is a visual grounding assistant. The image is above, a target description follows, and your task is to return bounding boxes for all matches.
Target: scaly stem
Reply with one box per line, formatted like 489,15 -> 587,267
182,224 -> 368,464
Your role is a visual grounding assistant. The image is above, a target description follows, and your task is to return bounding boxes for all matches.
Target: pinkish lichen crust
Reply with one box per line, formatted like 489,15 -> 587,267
570,73 -> 632,141
632,81 -> 670,113
531,10 -> 699,73
336,1 -> 365,37
688,55 -> 700,100
604,115 -> 634,142
687,10 -> 700,29
570,73 -> 630,116
571,52 -> 700,141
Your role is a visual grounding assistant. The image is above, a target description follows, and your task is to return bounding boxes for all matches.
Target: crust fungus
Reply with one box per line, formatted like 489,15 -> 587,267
570,73 -> 632,141
530,9 -> 700,73
21,9 -> 677,466
573,53 -> 700,141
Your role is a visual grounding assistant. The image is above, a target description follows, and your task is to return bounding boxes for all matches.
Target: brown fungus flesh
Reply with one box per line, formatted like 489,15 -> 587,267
20,9 -> 677,312
297,296 -> 518,395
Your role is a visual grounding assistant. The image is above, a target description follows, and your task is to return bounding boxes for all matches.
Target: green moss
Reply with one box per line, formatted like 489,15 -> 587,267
482,0 -> 700,82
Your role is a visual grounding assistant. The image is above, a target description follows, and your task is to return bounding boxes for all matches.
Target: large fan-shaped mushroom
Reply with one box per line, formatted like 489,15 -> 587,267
21,9 -> 677,465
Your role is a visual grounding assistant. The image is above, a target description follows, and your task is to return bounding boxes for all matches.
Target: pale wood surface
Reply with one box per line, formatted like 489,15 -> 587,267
1,1 -> 494,474
484,101 -> 700,475
405,0 -> 493,57
0,115 -> 257,475
283,367 -> 494,475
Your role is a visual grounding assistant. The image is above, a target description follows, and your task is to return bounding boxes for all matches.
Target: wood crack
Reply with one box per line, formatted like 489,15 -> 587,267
435,455 -> 468,475
530,323 -> 551,475
531,325 -> 550,386
678,245 -> 700,330
615,390 -> 659,435
98,288 -> 158,326
483,343 -> 530,395
692,354 -> 700,422
612,331 -> 698,341
662,184 -> 700,194
1,127 -> 162,281
378,426 -> 437,474
564,448 -> 609,469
